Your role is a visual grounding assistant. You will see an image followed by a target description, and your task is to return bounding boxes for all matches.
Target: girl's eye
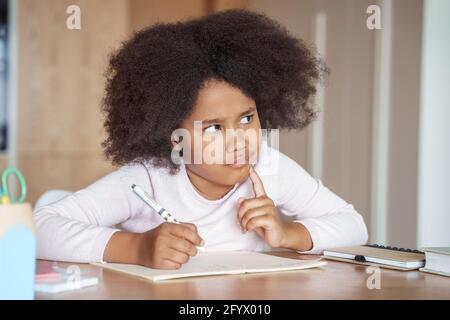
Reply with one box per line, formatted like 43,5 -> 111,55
204,124 -> 221,133
240,114 -> 254,125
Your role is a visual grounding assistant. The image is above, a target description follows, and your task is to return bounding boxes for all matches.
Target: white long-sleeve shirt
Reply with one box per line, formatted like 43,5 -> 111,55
33,141 -> 368,263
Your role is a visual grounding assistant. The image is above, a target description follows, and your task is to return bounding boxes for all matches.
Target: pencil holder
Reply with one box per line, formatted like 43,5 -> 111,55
0,203 -> 36,299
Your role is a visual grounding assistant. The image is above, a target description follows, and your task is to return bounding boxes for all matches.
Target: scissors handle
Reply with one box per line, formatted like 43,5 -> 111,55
1,167 -> 27,204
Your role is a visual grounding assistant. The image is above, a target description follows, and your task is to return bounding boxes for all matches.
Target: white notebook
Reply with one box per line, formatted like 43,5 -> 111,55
93,251 -> 326,281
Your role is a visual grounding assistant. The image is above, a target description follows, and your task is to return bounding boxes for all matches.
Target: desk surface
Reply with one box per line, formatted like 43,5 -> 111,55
36,252 -> 450,300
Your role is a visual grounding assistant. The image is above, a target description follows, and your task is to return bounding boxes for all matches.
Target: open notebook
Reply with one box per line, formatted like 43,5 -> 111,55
93,251 -> 326,281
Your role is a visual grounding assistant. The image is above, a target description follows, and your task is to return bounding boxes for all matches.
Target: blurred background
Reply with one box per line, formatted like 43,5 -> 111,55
0,0 -> 448,249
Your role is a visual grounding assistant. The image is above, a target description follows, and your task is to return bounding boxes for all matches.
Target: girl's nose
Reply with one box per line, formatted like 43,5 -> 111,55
225,129 -> 246,153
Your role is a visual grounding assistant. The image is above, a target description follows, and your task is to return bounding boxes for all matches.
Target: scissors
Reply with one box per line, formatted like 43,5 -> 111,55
0,167 -> 27,204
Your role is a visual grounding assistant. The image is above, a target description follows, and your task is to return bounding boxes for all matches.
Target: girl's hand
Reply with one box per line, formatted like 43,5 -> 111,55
136,222 -> 204,269
237,166 -> 313,251
237,166 -> 288,247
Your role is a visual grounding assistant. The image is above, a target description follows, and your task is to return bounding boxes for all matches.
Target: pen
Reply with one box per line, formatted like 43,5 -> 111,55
131,184 -> 205,252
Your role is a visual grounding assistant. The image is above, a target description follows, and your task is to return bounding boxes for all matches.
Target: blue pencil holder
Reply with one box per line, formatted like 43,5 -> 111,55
0,203 -> 36,300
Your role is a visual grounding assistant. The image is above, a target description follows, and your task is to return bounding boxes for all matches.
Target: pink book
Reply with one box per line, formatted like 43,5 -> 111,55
35,261 -> 61,282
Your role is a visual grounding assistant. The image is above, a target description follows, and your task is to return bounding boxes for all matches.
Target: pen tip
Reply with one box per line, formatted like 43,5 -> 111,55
131,184 -> 136,189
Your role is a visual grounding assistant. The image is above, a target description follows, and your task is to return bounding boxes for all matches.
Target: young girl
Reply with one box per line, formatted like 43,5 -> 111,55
33,10 -> 368,269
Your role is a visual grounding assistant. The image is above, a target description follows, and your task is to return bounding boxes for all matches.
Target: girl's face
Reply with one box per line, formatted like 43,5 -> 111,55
176,79 -> 262,188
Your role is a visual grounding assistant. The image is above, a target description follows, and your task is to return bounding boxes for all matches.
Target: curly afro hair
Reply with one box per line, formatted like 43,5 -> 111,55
102,9 -> 327,171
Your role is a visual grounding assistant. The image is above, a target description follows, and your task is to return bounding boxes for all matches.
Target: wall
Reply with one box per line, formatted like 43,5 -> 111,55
249,0 -> 375,233
12,0 -> 234,205
16,0 -> 130,204
386,0 -> 422,248
417,0 -> 450,247
129,0 -> 205,31
0,154 -> 5,168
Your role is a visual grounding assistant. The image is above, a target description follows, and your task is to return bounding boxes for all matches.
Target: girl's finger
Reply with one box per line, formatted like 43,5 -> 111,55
168,223 -> 203,246
165,247 -> 190,265
249,166 -> 266,197
160,259 -> 182,270
254,227 -> 265,239
246,214 -> 274,232
168,236 -> 198,256
237,197 -> 273,222
241,206 -> 272,231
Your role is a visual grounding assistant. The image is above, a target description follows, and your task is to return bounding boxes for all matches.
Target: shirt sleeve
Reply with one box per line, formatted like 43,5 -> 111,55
273,152 -> 368,254
33,163 -> 152,263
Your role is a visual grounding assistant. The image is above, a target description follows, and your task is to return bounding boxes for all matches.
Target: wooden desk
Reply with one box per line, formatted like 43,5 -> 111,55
35,252 -> 450,299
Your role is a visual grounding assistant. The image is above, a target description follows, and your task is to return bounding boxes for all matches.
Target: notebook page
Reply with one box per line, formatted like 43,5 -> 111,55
93,251 -> 326,281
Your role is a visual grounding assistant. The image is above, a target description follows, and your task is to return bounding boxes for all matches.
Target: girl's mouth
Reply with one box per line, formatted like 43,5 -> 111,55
225,153 -> 253,168
226,162 -> 249,168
